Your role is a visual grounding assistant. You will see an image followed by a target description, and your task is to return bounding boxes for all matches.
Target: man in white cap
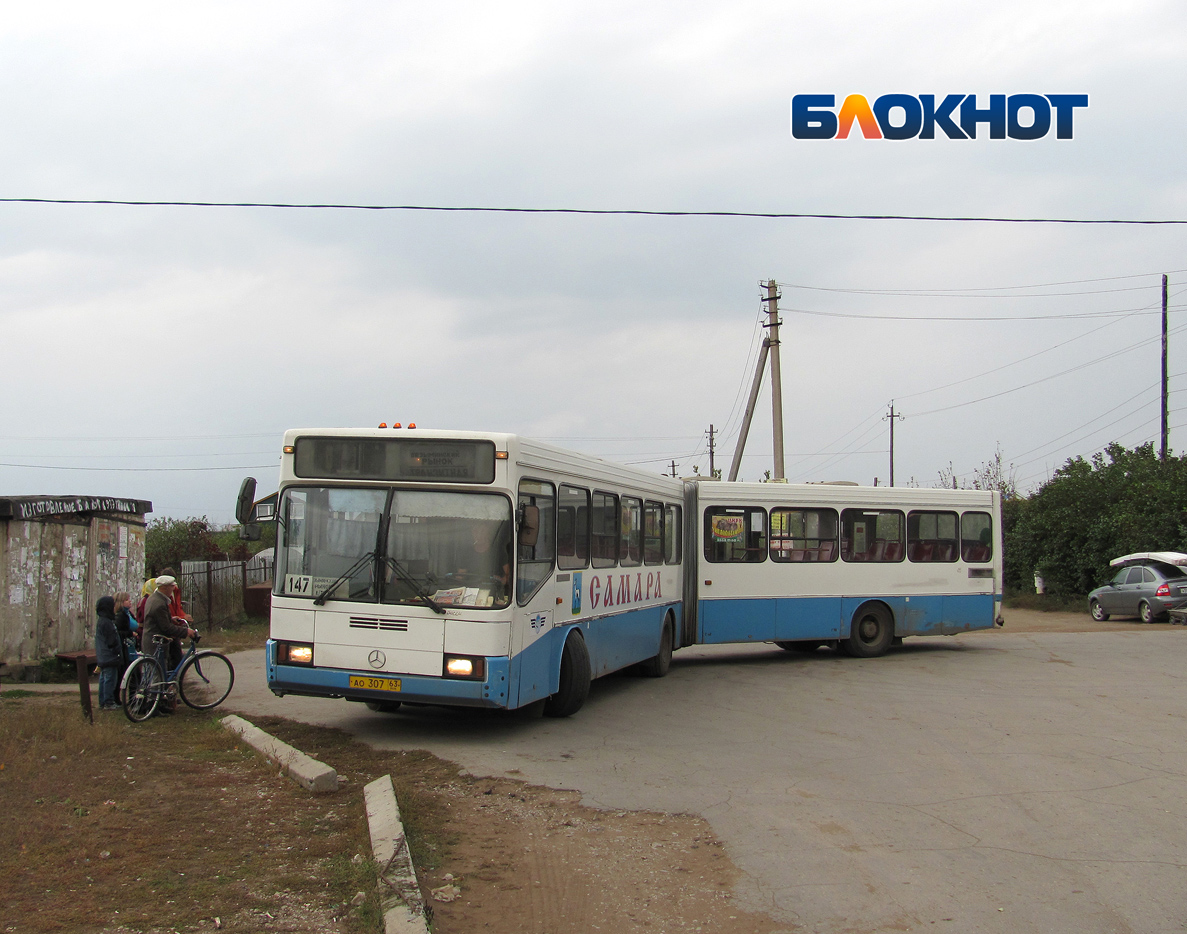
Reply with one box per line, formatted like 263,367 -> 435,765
142,575 -> 196,676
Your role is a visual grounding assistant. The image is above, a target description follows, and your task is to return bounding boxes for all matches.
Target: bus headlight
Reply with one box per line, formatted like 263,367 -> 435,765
443,655 -> 485,680
277,642 -> 314,665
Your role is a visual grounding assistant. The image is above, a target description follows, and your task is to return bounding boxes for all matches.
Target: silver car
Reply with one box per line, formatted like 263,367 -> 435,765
1088,560 -> 1187,622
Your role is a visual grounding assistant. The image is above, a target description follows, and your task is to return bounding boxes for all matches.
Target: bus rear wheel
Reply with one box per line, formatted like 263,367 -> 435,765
843,604 -> 894,658
544,632 -> 591,718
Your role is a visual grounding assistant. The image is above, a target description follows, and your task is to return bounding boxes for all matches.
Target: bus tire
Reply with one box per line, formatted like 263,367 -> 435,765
544,632 -> 591,718
364,700 -> 402,713
843,603 -> 894,658
640,615 -> 674,678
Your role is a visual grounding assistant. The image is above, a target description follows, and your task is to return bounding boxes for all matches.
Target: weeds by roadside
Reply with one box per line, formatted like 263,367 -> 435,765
0,694 -> 382,934
1004,590 -> 1088,613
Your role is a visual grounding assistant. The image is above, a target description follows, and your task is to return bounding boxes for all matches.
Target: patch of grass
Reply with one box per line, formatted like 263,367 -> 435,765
0,695 -> 381,934
1,688 -> 35,698
1004,590 -> 1089,613
206,615 -> 270,653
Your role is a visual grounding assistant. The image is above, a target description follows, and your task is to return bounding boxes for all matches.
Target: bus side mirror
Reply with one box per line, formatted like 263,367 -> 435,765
236,477 -> 257,525
519,504 -> 540,547
238,524 -> 262,541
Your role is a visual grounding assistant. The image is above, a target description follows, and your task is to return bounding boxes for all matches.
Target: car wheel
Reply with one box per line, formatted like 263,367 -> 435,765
1139,600 -> 1154,624
1089,599 -> 1109,622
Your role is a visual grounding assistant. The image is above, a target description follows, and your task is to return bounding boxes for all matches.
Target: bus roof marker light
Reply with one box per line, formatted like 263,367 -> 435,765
408,423 -> 416,429
393,423 -> 402,429
378,423 -> 387,428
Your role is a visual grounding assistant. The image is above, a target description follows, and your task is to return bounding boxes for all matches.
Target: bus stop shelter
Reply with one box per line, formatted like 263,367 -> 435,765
0,495 -> 151,673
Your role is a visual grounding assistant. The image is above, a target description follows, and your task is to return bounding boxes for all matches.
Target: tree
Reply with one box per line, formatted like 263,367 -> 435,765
145,517 -> 223,575
1006,443 -> 1187,595
936,444 -> 1018,499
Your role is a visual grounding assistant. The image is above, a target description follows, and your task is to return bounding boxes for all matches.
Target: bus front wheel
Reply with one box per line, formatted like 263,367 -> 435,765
843,604 -> 894,658
544,632 -> 591,718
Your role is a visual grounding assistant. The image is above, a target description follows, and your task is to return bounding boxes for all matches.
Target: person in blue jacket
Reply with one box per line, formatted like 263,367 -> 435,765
94,596 -> 122,710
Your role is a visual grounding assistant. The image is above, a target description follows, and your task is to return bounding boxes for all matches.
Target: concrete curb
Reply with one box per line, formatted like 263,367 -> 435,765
220,714 -> 338,793
364,774 -> 429,934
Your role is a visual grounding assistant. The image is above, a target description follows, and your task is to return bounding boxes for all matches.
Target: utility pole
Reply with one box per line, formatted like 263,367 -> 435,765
707,424 -> 717,478
884,403 -> 904,487
727,337 -> 771,481
764,280 -> 786,479
1162,273 -> 1169,460
669,459 -> 678,478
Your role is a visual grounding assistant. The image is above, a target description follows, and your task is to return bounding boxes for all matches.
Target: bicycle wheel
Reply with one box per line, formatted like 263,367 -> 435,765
178,651 -> 235,710
122,656 -> 163,722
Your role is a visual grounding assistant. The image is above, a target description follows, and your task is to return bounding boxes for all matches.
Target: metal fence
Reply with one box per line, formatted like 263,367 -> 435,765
179,551 -> 273,629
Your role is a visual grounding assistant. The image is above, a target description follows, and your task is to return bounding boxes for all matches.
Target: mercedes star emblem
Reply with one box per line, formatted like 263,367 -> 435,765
368,649 -> 386,669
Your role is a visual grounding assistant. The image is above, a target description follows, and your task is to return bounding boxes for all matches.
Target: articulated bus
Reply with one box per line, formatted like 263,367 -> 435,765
247,428 -> 1001,718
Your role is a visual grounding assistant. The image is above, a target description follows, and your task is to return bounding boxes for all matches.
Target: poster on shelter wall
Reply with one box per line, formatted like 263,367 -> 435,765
119,526 -> 128,559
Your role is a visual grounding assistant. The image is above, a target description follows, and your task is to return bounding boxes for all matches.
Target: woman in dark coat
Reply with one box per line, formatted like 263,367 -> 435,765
94,596 -> 122,710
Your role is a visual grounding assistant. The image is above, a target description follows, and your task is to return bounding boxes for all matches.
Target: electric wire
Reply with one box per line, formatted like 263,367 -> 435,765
785,268 -> 1187,293
8,197 -> 1187,224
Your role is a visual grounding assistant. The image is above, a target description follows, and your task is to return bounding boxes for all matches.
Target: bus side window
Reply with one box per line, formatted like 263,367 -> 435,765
664,504 -> 682,564
841,509 -> 904,562
620,496 -> 643,567
517,479 -> 556,605
704,507 -> 766,563
558,485 -> 590,570
770,508 -> 838,562
960,512 -> 993,563
591,492 -> 618,568
907,511 -> 959,562
643,501 -> 664,565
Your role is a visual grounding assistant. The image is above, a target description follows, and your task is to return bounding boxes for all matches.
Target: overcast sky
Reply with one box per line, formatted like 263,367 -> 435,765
2,1 -> 1185,522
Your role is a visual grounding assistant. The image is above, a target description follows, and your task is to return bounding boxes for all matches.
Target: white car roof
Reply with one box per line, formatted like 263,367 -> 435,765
1109,551 -> 1187,567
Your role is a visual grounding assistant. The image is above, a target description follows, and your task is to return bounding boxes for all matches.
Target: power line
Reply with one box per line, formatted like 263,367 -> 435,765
912,321 -> 1187,418
783,268 -> 1187,292
788,302 -> 1185,321
8,197 -> 1187,224
0,462 -> 278,472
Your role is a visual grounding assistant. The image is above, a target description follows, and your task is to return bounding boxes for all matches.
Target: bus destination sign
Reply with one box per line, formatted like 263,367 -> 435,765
294,437 -> 496,483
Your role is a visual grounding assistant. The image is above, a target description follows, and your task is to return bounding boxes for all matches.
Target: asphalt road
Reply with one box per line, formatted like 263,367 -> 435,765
225,620 -> 1187,933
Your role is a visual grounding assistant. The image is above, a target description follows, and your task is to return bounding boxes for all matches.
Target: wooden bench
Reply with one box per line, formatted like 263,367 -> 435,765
54,650 -> 97,672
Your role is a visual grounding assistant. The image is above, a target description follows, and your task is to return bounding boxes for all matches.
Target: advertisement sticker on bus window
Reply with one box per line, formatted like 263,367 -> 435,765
770,511 -> 787,535
711,515 -> 745,541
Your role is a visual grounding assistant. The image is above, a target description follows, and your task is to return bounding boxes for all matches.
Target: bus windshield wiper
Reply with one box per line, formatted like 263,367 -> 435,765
382,556 -> 446,615
313,551 -> 377,606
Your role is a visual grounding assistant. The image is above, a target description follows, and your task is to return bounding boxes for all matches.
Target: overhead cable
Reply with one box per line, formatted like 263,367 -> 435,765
7,197 -> 1187,225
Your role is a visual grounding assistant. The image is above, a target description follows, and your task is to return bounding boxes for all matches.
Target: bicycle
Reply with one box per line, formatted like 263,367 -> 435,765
121,632 -> 235,722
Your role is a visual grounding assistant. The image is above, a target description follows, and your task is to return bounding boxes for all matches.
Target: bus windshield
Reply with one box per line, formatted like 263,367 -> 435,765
275,487 -> 513,609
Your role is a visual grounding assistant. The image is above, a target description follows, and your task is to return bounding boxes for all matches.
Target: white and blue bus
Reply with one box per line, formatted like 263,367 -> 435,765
261,428 -> 685,717
684,481 -> 1002,658
247,428 -> 1002,717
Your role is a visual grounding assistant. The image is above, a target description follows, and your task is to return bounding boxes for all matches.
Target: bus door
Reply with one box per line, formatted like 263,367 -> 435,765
510,479 -> 563,707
